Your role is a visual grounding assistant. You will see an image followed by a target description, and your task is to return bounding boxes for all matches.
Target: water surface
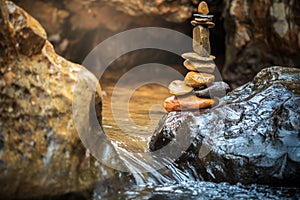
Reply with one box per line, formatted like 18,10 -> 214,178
97,71 -> 300,199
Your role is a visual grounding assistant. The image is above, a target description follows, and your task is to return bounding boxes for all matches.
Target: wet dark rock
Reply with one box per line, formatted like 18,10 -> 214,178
150,66 -> 300,186
193,81 -> 230,98
0,1 -> 129,199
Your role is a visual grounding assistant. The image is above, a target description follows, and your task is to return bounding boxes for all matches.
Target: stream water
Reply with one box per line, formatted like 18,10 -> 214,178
91,71 -> 300,199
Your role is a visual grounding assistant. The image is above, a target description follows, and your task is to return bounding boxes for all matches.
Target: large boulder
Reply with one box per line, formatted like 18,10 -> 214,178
149,66 -> 300,186
0,1 -> 127,198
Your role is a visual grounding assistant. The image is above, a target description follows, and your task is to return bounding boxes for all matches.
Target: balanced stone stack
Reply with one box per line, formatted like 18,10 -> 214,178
164,1 -> 230,112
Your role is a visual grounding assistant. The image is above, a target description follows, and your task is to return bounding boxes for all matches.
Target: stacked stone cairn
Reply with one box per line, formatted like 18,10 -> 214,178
164,1 -> 230,112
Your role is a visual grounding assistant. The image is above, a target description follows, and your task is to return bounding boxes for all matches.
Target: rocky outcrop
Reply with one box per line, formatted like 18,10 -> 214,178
0,1 -> 128,198
10,0 -> 195,65
150,66 -> 300,186
223,0 -> 300,87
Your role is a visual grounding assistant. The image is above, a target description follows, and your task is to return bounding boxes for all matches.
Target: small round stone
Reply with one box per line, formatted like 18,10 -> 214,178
184,71 -> 215,87
168,80 -> 193,96
198,1 -> 209,15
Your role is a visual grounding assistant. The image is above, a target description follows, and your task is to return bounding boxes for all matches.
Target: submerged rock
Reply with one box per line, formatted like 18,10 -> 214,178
0,1 -> 128,198
150,67 -> 300,186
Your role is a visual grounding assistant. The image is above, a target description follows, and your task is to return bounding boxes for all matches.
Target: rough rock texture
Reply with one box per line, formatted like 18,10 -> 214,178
101,0 -> 194,23
10,0 -> 194,66
0,1 -> 128,198
150,67 -> 300,186
223,0 -> 300,87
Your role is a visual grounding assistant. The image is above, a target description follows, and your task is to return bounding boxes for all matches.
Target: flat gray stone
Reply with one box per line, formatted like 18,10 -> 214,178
193,14 -> 214,18
184,59 -> 216,73
193,81 -> 230,98
182,52 -> 215,61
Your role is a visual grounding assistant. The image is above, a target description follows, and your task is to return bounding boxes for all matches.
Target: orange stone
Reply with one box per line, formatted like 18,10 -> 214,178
198,1 -> 209,14
184,71 -> 215,87
163,95 -> 216,112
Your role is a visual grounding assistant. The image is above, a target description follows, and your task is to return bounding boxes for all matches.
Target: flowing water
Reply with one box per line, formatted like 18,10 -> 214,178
92,71 -> 300,199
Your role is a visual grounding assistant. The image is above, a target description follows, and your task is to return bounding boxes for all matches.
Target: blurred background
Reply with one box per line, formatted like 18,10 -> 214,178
12,0 -> 300,88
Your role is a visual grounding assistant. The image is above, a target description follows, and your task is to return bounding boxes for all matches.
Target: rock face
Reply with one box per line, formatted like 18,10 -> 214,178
10,0 -> 225,73
10,0 -> 198,66
150,67 -> 300,186
223,0 -> 300,87
101,0 -> 194,23
0,1 -> 127,198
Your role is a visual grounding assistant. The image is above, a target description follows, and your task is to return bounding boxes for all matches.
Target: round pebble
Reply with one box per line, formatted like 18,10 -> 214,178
198,1 -> 209,15
168,80 -> 193,96
184,71 -> 215,87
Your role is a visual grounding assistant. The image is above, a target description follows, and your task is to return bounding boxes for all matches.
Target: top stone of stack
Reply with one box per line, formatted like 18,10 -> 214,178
198,1 -> 209,14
